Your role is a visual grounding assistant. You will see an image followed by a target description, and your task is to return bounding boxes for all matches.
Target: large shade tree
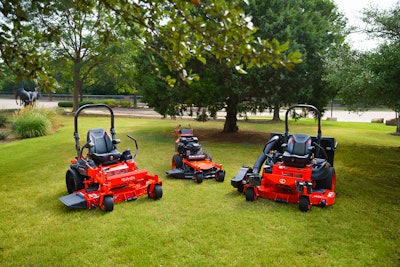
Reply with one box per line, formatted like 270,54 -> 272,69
46,1 -> 125,110
136,0 -> 345,132
242,0 -> 346,120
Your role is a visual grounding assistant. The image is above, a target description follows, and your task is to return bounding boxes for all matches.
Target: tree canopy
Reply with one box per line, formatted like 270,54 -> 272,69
1,0 -> 302,111
243,0 -> 346,119
323,1 -> 400,133
136,0 -> 346,132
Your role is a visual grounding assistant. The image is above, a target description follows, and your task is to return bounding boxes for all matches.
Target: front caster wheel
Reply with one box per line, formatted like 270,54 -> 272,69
299,196 -> 311,212
148,184 -> 163,200
194,172 -> 203,184
102,196 -> 114,212
215,170 -> 225,182
245,187 -> 256,201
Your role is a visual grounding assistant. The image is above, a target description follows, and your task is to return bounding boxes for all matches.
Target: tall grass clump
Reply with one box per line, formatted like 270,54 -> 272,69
12,108 -> 54,138
0,112 -> 7,127
0,113 -> 9,140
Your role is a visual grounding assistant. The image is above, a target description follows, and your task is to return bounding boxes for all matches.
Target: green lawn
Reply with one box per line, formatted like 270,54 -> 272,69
0,114 -> 399,266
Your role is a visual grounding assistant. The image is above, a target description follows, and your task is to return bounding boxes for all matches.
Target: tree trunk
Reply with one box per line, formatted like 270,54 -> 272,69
133,95 -> 138,108
73,63 -> 82,112
223,95 -> 239,133
272,104 -> 281,121
79,87 -> 83,102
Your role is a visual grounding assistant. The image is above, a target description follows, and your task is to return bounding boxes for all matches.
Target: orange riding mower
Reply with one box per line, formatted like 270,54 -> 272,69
166,124 -> 225,183
59,104 -> 162,212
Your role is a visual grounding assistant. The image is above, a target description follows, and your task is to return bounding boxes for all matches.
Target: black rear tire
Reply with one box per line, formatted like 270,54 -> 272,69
315,167 -> 334,190
172,154 -> 183,169
66,168 -> 84,194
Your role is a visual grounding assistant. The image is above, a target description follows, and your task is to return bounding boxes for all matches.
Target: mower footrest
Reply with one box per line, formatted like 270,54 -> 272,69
275,197 -> 289,203
231,167 -> 250,188
166,169 -> 187,179
60,193 -> 87,209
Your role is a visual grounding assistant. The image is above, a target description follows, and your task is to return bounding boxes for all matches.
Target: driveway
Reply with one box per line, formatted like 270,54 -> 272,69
0,97 -> 396,123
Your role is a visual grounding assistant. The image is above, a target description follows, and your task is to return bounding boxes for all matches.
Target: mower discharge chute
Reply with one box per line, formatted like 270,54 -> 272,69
59,104 -> 162,212
231,104 -> 337,212
166,124 -> 225,183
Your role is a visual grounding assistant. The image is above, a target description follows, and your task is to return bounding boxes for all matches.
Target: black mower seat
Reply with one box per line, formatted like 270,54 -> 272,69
282,134 -> 312,168
87,128 -> 121,165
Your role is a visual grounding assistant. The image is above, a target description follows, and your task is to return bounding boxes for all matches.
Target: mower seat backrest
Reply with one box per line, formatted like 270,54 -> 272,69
87,128 -> 121,165
179,129 -> 193,137
282,134 -> 312,168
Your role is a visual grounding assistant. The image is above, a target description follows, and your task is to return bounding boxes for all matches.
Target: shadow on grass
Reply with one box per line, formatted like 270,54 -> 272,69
131,127 -> 271,145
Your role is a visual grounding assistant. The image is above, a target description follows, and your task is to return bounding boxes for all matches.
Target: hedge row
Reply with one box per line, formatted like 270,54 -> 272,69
57,99 -> 133,108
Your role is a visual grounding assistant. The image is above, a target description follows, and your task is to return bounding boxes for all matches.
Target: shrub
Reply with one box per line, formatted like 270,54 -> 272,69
78,100 -> 97,106
57,101 -> 73,108
0,113 -> 7,127
58,101 -> 97,107
13,109 -> 52,138
57,99 -> 133,108
99,99 -> 117,107
118,101 -> 134,108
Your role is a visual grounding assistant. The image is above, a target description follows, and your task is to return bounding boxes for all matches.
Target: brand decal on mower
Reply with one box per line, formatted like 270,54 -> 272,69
121,176 -> 136,182
279,178 -> 286,184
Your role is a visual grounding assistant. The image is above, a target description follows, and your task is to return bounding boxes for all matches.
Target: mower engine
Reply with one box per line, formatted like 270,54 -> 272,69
177,136 -> 205,160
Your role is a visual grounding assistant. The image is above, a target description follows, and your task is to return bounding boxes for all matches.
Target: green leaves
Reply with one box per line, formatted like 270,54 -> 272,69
165,75 -> 177,88
1,0 -> 302,88
100,0 -> 300,82
196,56 -> 207,65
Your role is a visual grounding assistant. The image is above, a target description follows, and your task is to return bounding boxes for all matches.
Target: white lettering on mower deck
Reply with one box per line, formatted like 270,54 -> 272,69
121,176 -> 136,182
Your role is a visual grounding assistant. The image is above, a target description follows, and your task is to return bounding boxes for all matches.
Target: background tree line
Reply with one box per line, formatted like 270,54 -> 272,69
1,0 -> 399,133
